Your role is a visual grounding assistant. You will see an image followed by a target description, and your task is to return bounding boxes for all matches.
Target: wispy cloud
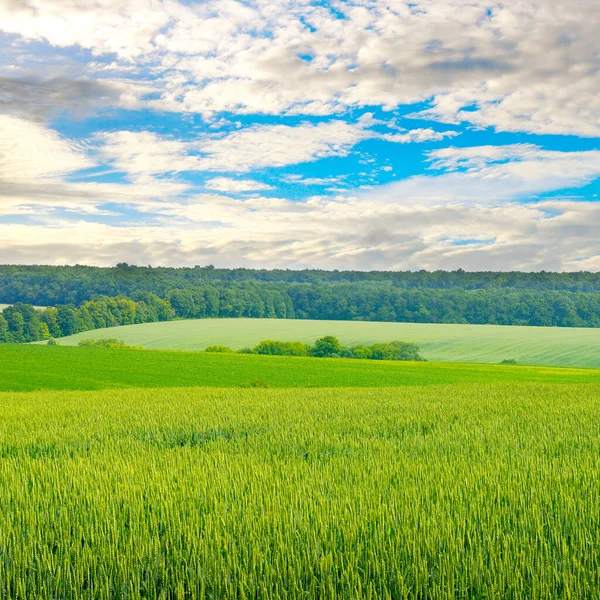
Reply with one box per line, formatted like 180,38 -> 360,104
204,177 -> 274,192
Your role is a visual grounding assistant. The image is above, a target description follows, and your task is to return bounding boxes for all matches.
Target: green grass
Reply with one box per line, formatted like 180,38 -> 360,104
1,384 -> 599,598
2,344 -> 598,392
52,317 -> 600,368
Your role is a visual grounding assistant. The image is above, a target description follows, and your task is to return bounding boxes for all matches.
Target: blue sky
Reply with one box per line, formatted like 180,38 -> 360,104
0,0 -> 598,270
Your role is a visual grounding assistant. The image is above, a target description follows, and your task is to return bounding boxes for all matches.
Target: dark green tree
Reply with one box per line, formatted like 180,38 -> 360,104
310,336 -> 343,358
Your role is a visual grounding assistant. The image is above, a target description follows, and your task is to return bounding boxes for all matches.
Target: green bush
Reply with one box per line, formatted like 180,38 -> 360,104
252,340 -> 309,356
78,338 -> 143,349
351,346 -> 373,360
501,358 -> 518,365
205,345 -> 234,353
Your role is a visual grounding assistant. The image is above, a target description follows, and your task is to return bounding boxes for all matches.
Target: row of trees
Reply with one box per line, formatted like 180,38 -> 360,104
206,337 -> 425,361
0,294 -> 173,343
2,264 -> 600,306
2,283 -> 600,344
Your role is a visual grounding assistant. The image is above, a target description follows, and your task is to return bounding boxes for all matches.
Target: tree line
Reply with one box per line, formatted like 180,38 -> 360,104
1,279 -> 599,344
2,264 -> 600,307
206,337 -> 425,361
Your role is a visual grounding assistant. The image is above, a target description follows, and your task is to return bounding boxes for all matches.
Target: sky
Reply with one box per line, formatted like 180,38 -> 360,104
0,0 -> 599,271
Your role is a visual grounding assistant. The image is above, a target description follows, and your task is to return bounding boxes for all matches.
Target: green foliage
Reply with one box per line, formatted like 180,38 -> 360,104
1,345 -> 598,393
501,358 -> 518,365
251,340 -> 309,356
78,338 -> 142,349
351,345 -> 372,360
2,302 -> 46,343
47,338 -> 58,346
310,335 -> 343,357
351,341 -> 425,361
245,337 -> 425,362
0,384 -> 599,597
2,265 -> 600,330
204,345 -> 234,353
0,314 -> 8,343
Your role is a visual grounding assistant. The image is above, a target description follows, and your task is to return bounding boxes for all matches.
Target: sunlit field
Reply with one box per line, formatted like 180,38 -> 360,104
1,384 -> 599,598
2,344 -> 599,392
51,318 -> 600,368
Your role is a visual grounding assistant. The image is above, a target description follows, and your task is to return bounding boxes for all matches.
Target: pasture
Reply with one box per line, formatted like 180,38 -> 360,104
1,384 -> 599,598
1,344 -> 599,392
52,317 -> 600,368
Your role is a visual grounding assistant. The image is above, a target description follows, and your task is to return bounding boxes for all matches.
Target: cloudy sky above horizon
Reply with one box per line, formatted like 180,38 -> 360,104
0,0 -> 599,271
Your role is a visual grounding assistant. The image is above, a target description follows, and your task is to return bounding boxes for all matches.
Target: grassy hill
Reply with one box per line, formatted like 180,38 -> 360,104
2,344 -> 598,392
51,318 -> 600,368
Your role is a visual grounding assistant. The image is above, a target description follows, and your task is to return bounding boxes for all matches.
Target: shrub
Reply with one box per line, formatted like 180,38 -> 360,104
205,345 -> 234,353
501,359 -> 518,365
252,340 -> 309,357
351,341 -> 424,361
78,338 -> 143,349
47,338 -> 58,346
351,346 -> 373,360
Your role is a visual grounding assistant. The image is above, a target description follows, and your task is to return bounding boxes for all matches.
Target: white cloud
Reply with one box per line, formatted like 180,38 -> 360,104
382,129 -> 460,144
204,177 -> 274,192
1,197 -> 599,272
283,174 -> 348,186
194,116 -> 377,172
95,117 -> 458,177
0,115 -> 91,180
0,138 -> 599,271
0,1 -> 599,271
95,131 -> 201,178
2,0 -> 598,135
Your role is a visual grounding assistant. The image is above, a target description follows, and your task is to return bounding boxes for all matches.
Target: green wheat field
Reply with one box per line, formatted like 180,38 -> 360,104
52,318 -> 600,368
3,328 -> 600,598
1,383 -> 599,598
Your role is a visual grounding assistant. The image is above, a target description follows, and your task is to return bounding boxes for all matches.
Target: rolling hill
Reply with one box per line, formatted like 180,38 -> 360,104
50,318 -> 600,368
2,344 -> 599,392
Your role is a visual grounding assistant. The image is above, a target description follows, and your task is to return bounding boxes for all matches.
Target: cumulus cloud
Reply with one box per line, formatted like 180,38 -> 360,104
0,198 -> 599,272
1,0 -> 598,135
1,134 -> 599,271
0,0 -> 598,271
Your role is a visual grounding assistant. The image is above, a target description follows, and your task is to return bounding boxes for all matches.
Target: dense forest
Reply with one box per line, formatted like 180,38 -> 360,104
2,264 -> 600,306
1,265 -> 599,343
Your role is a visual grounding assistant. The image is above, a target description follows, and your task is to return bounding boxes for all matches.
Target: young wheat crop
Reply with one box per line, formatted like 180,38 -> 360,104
0,384 -> 598,598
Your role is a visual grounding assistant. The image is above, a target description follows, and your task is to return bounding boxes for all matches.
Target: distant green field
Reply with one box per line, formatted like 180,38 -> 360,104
1,384 -> 599,597
52,317 -> 600,368
1,345 -> 598,392
0,303 -> 46,311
